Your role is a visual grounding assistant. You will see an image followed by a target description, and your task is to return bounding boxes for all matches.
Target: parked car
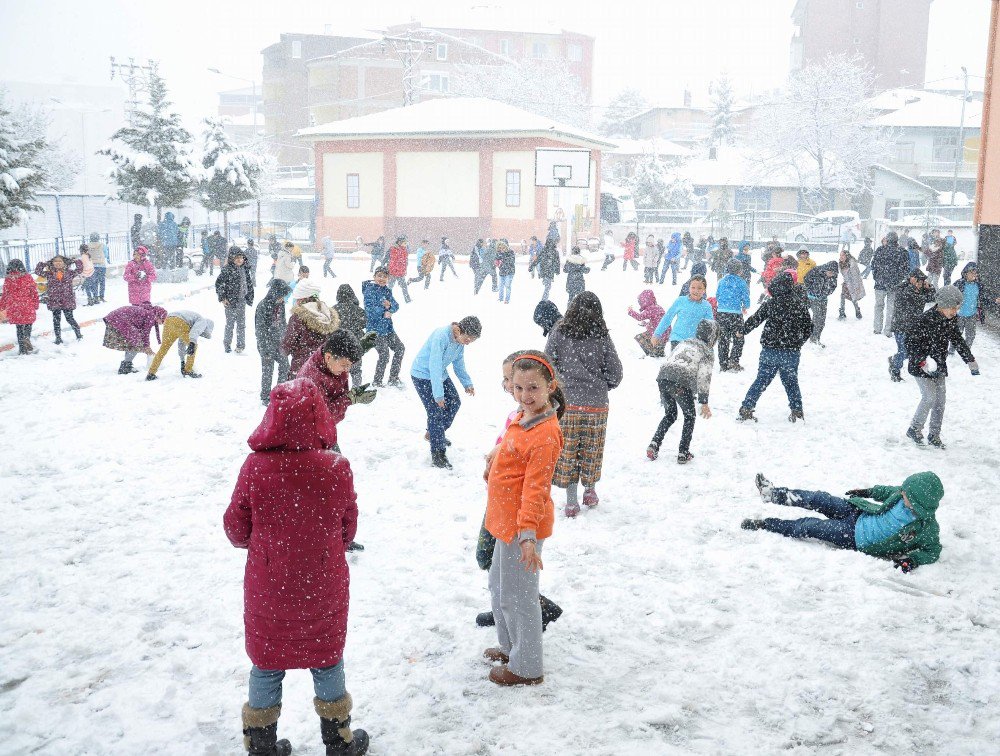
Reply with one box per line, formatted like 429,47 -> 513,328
785,211 -> 863,245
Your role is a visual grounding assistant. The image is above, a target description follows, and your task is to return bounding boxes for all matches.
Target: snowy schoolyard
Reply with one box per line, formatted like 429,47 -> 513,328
2,251 -> 998,754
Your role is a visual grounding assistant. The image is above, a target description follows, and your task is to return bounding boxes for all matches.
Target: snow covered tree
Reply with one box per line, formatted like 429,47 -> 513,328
598,88 -> 648,137
197,118 -> 267,237
99,65 -> 195,220
451,60 -> 590,128
709,74 -> 736,146
0,94 -> 48,230
750,53 -> 894,213
628,154 -> 695,209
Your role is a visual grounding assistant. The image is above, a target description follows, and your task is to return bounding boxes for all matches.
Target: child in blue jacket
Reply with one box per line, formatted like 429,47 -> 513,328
653,275 -> 714,351
362,266 -> 405,387
715,260 -> 751,371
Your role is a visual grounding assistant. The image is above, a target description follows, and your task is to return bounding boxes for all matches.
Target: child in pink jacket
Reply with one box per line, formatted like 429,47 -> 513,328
628,289 -> 665,357
124,246 -> 157,304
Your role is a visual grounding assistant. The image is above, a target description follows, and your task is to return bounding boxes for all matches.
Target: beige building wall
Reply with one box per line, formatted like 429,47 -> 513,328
396,151 -> 480,217
323,153 -> 384,217
491,151 -> 536,220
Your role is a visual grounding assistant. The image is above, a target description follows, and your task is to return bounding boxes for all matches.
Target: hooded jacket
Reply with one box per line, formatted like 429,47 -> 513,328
223,378 -> 357,670
872,234 -> 910,291
103,303 -> 167,350
848,472 -> 943,565
743,274 -> 813,350
362,280 -> 398,335
762,255 -> 787,287
123,249 -> 157,305
840,255 -> 866,301
168,310 -> 214,341
157,212 -> 180,247
796,256 -> 817,284
545,323 -> 623,408
715,274 -> 751,314
666,233 -> 682,261
642,241 -> 659,269
34,258 -> 83,311
282,300 -> 341,376
215,250 -> 255,307
656,320 -> 718,403
532,300 -> 562,337
563,252 -> 590,294
905,307 -> 975,378
298,348 -> 352,427
496,243 -> 516,276
890,277 -> 935,334
628,289 -> 666,336
530,241 -> 561,280
803,261 -> 839,299
333,284 -> 366,338
0,270 -> 40,324
254,279 -> 291,356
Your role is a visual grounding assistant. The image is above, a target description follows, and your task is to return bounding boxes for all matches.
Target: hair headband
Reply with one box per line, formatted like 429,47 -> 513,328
516,354 -> 555,378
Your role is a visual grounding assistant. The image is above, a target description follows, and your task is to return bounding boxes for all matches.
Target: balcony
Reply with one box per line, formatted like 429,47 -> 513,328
918,160 -> 978,178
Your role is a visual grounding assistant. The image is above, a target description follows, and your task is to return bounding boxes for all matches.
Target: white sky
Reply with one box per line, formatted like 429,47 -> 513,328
0,0 -> 990,127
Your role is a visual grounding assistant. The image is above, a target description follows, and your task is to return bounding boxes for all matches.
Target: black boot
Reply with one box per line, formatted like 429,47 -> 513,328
540,594 -> 563,631
476,610 -> 495,627
241,703 -> 292,756
431,450 -> 452,469
118,360 -> 138,375
316,694 -> 369,756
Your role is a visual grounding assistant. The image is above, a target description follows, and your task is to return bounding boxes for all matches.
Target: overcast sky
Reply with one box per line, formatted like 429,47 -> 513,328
0,0 -> 990,127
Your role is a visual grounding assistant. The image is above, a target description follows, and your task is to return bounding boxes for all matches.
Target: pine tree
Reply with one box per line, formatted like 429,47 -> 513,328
710,74 -> 736,146
628,154 -> 694,209
599,88 -> 648,137
99,65 -> 195,220
0,94 -> 48,230
197,118 -> 267,238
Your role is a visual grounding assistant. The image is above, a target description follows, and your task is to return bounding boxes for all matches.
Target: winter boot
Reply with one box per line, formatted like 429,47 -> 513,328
387,378 -> 405,390
23,337 -> 34,354
727,363 -> 744,373
677,451 -> 694,464
906,427 -> 925,446
118,360 -> 138,375
888,356 -> 903,382
755,473 -> 774,503
182,369 -> 203,378
741,518 -> 766,531
838,309 -> 847,320
582,488 -> 599,507
540,595 -> 563,631
74,327 -> 83,340
346,541 -> 364,552
315,694 -> 370,756
145,374 -> 158,381
564,500 -> 581,518
855,306 -> 863,319
476,610 -> 496,627
927,434 -> 946,449
241,703 -> 292,756
431,450 -> 453,470
789,410 -> 804,423
646,443 -> 659,461
737,407 -> 757,422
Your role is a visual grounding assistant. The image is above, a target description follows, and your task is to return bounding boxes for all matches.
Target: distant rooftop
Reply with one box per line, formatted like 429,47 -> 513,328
387,16 -> 588,37
869,89 -> 982,129
608,138 -> 691,158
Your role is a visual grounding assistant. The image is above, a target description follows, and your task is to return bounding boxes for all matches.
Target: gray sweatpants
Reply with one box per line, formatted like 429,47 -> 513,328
957,315 -> 977,349
808,297 -> 828,342
873,289 -> 896,335
912,376 -> 947,437
489,537 -> 544,679
224,304 -> 246,350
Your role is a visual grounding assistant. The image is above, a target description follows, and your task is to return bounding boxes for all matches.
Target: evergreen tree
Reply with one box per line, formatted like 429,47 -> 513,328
599,88 -> 648,137
628,154 -> 694,209
99,65 -> 195,220
710,74 -> 736,146
0,93 -> 48,230
197,118 -> 267,237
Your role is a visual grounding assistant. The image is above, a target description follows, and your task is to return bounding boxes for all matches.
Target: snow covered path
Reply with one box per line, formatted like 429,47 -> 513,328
2,254 -> 998,754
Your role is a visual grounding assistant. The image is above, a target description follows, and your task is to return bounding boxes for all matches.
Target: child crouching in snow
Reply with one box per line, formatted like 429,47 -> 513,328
476,351 -> 563,632
483,351 -> 565,686
628,289 -> 665,357
224,379 -> 370,756
647,320 -> 717,464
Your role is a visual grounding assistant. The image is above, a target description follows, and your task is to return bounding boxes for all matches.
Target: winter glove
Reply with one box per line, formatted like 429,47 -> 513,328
186,342 -> 196,355
969,360 -> 980,376
845,488 -> 873,499
893,558 -> 916,574
348,384 -> 377,405
360,332 -> 378,354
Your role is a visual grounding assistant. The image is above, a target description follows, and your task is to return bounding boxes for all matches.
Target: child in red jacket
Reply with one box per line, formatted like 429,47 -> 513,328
224,378 -> 370,756
0,259 -> 40,354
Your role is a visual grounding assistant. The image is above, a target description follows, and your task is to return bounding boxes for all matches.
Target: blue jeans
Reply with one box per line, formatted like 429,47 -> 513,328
498,274 -> 514,302
541,277 -> 553,301
248,661 -> 346,708
891,331 -> 907,374
741,347 -> 803,412
658,259 -> 679,285
412,375 -> 461,452
92,266 -> 107,298
761,489 -> 858,549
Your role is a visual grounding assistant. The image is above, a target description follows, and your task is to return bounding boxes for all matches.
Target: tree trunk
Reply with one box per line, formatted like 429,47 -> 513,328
256,200 -> 261,244
223,210 -> 229,241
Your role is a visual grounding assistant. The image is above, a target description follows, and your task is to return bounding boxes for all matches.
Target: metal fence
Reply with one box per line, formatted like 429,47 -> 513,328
0,231 -> 134,271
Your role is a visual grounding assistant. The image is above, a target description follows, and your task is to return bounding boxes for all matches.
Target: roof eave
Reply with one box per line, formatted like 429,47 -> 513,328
297,128 -> 616,149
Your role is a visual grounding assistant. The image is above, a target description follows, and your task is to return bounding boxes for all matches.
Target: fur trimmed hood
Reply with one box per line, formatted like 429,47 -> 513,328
291,300 -> 340,336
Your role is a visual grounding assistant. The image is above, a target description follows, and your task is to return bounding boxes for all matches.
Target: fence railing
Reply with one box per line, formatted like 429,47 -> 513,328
0,232 -> 135,271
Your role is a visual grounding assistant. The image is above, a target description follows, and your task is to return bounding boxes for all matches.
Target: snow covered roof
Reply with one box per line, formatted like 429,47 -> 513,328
297,97 -> 616,148
387,17 -> 579,37
679,147 -> 852,190
608,138 -> 691,158
869,90 -> 982,129
309,28 -> 513,65
870,164 -> 937,194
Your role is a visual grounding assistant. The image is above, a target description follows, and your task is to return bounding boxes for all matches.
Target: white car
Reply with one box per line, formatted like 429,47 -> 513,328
785,211 -> 863,245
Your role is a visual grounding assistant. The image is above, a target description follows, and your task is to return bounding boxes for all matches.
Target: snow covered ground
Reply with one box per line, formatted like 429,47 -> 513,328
2,252 -> 999,754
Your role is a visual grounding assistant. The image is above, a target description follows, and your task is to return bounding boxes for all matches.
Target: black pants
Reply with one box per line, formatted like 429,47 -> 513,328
409,272 -> 432,289
52,309 -> 81,341
473,268 -> 496,294
259,350 -> 289,401
373,331 -> 405,383
439,258 -> 458,280
651,379 -> 696,453
15,323 -> 33,352
601,254 -> 615,271
716,312 -> 745,367
623,258 -> 639,271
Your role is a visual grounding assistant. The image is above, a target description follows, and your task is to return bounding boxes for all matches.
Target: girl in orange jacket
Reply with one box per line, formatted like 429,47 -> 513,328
482,350 -> 565,686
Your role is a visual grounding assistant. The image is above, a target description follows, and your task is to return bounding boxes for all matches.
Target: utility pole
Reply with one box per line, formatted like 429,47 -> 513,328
110,57 -> 156,126
382,34 -> 432,106
951,66 -> 969,202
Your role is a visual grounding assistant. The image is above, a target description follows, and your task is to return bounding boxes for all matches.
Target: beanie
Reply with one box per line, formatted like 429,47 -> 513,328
935,285 -> 963,309
294,279 -> 322,300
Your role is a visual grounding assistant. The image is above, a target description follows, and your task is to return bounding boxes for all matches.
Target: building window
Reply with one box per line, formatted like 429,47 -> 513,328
346,174 -> 360,209
734,187 -> 771,213
567,43 -> 583,62
892,141 -> 915,163
932,131 -> 959,162
499,39 -> 510,56
422,73 -> 450,93
505,170 -> 521,207
291,40 -> 302,59
436,43 -> 448,61
856,1 -> 864,7
531,42 -> 547,58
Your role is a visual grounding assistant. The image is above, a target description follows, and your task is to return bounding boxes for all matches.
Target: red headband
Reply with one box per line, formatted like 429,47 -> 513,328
516,354 -> 555,378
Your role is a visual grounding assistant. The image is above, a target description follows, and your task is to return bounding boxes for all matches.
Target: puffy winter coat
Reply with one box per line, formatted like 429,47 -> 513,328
298,348 -> 351,427
282,301 -> 341,377
563,254 -> 590,294
803,261 -> 839,299
103,303 -> 167,350
87,241 -> 108,266
123,251 -> 156,305
628,289 -> 665,337
905,307 -> 975,378
531,241 -> 561,280
215,255 -> 255,307
223,378 -> 357,670
890,279 -> 936,334
656,320 -> 718,403
334,284 -> 366,338
743,274 -> 813,350
157,212 -> 180,247
666,233 -> 683,261
709,241 -> 732,275
273,247 -> 299,283
419,249 -> 437,275
0,271 -> 40,324
34,259 -> 82,311
840,257 -> 866,302
254,279 -> 290,356
925,244 -> 944,275
761,255 -> 786,287
796,257 -> 817,284
848,472 -> 943,566
362,280 -> 398,336
544,326 -> 623,408
496,246 -> 516,276
622,238 -> 637,261
872,242 -> 909,292
642,242 -> 659,269
387,245 -> 409,277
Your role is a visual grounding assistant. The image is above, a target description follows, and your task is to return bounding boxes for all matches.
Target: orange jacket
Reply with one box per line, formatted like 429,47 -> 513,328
485,409 -> 563,544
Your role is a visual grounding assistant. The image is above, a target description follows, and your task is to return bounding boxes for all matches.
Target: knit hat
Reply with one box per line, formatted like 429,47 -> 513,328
935,285 -> 963,308
725,259 -> 743,275
294,279 -> 322,301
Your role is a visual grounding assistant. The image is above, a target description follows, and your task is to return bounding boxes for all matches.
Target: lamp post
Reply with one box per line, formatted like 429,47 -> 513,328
207,67 -> 260,138
951,66 -> 969,202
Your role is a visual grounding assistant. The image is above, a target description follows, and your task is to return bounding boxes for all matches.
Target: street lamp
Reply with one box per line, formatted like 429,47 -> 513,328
208,67 -> 260,138
950,66 -> 969,203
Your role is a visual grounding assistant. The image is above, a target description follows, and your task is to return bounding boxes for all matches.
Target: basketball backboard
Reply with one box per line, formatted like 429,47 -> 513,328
535,148 -> 591,188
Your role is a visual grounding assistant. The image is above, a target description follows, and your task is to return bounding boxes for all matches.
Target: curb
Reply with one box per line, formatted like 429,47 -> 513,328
0,283 -> 217,354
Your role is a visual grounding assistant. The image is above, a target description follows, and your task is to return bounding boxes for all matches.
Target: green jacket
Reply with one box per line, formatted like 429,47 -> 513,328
848,472 -> 943,565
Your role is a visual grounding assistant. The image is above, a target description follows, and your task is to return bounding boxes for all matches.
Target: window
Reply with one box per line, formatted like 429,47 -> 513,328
567,43 -> 583,62
892,141 -> 914,163
856,1 -> 864,7
436,43 -> 448,61
505,170 -> 521,207
531,42 -> 547,58
734,187 -> 771,213
932,131 -> 959,162
422,73 -> 450,93
346,174 -> 360,209
291,40 -> 302,59
499,39 -> 510,56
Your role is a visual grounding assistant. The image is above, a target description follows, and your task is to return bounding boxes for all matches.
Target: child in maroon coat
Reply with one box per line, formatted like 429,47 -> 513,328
0,259 -> 40,354
34,255 -> 83,343
628,289 -> 666,356
224,378 -> 370,756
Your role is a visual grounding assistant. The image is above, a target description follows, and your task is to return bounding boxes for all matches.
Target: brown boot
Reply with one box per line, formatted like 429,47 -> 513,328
488,665 -> 543,686
483,647 -> 509,664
